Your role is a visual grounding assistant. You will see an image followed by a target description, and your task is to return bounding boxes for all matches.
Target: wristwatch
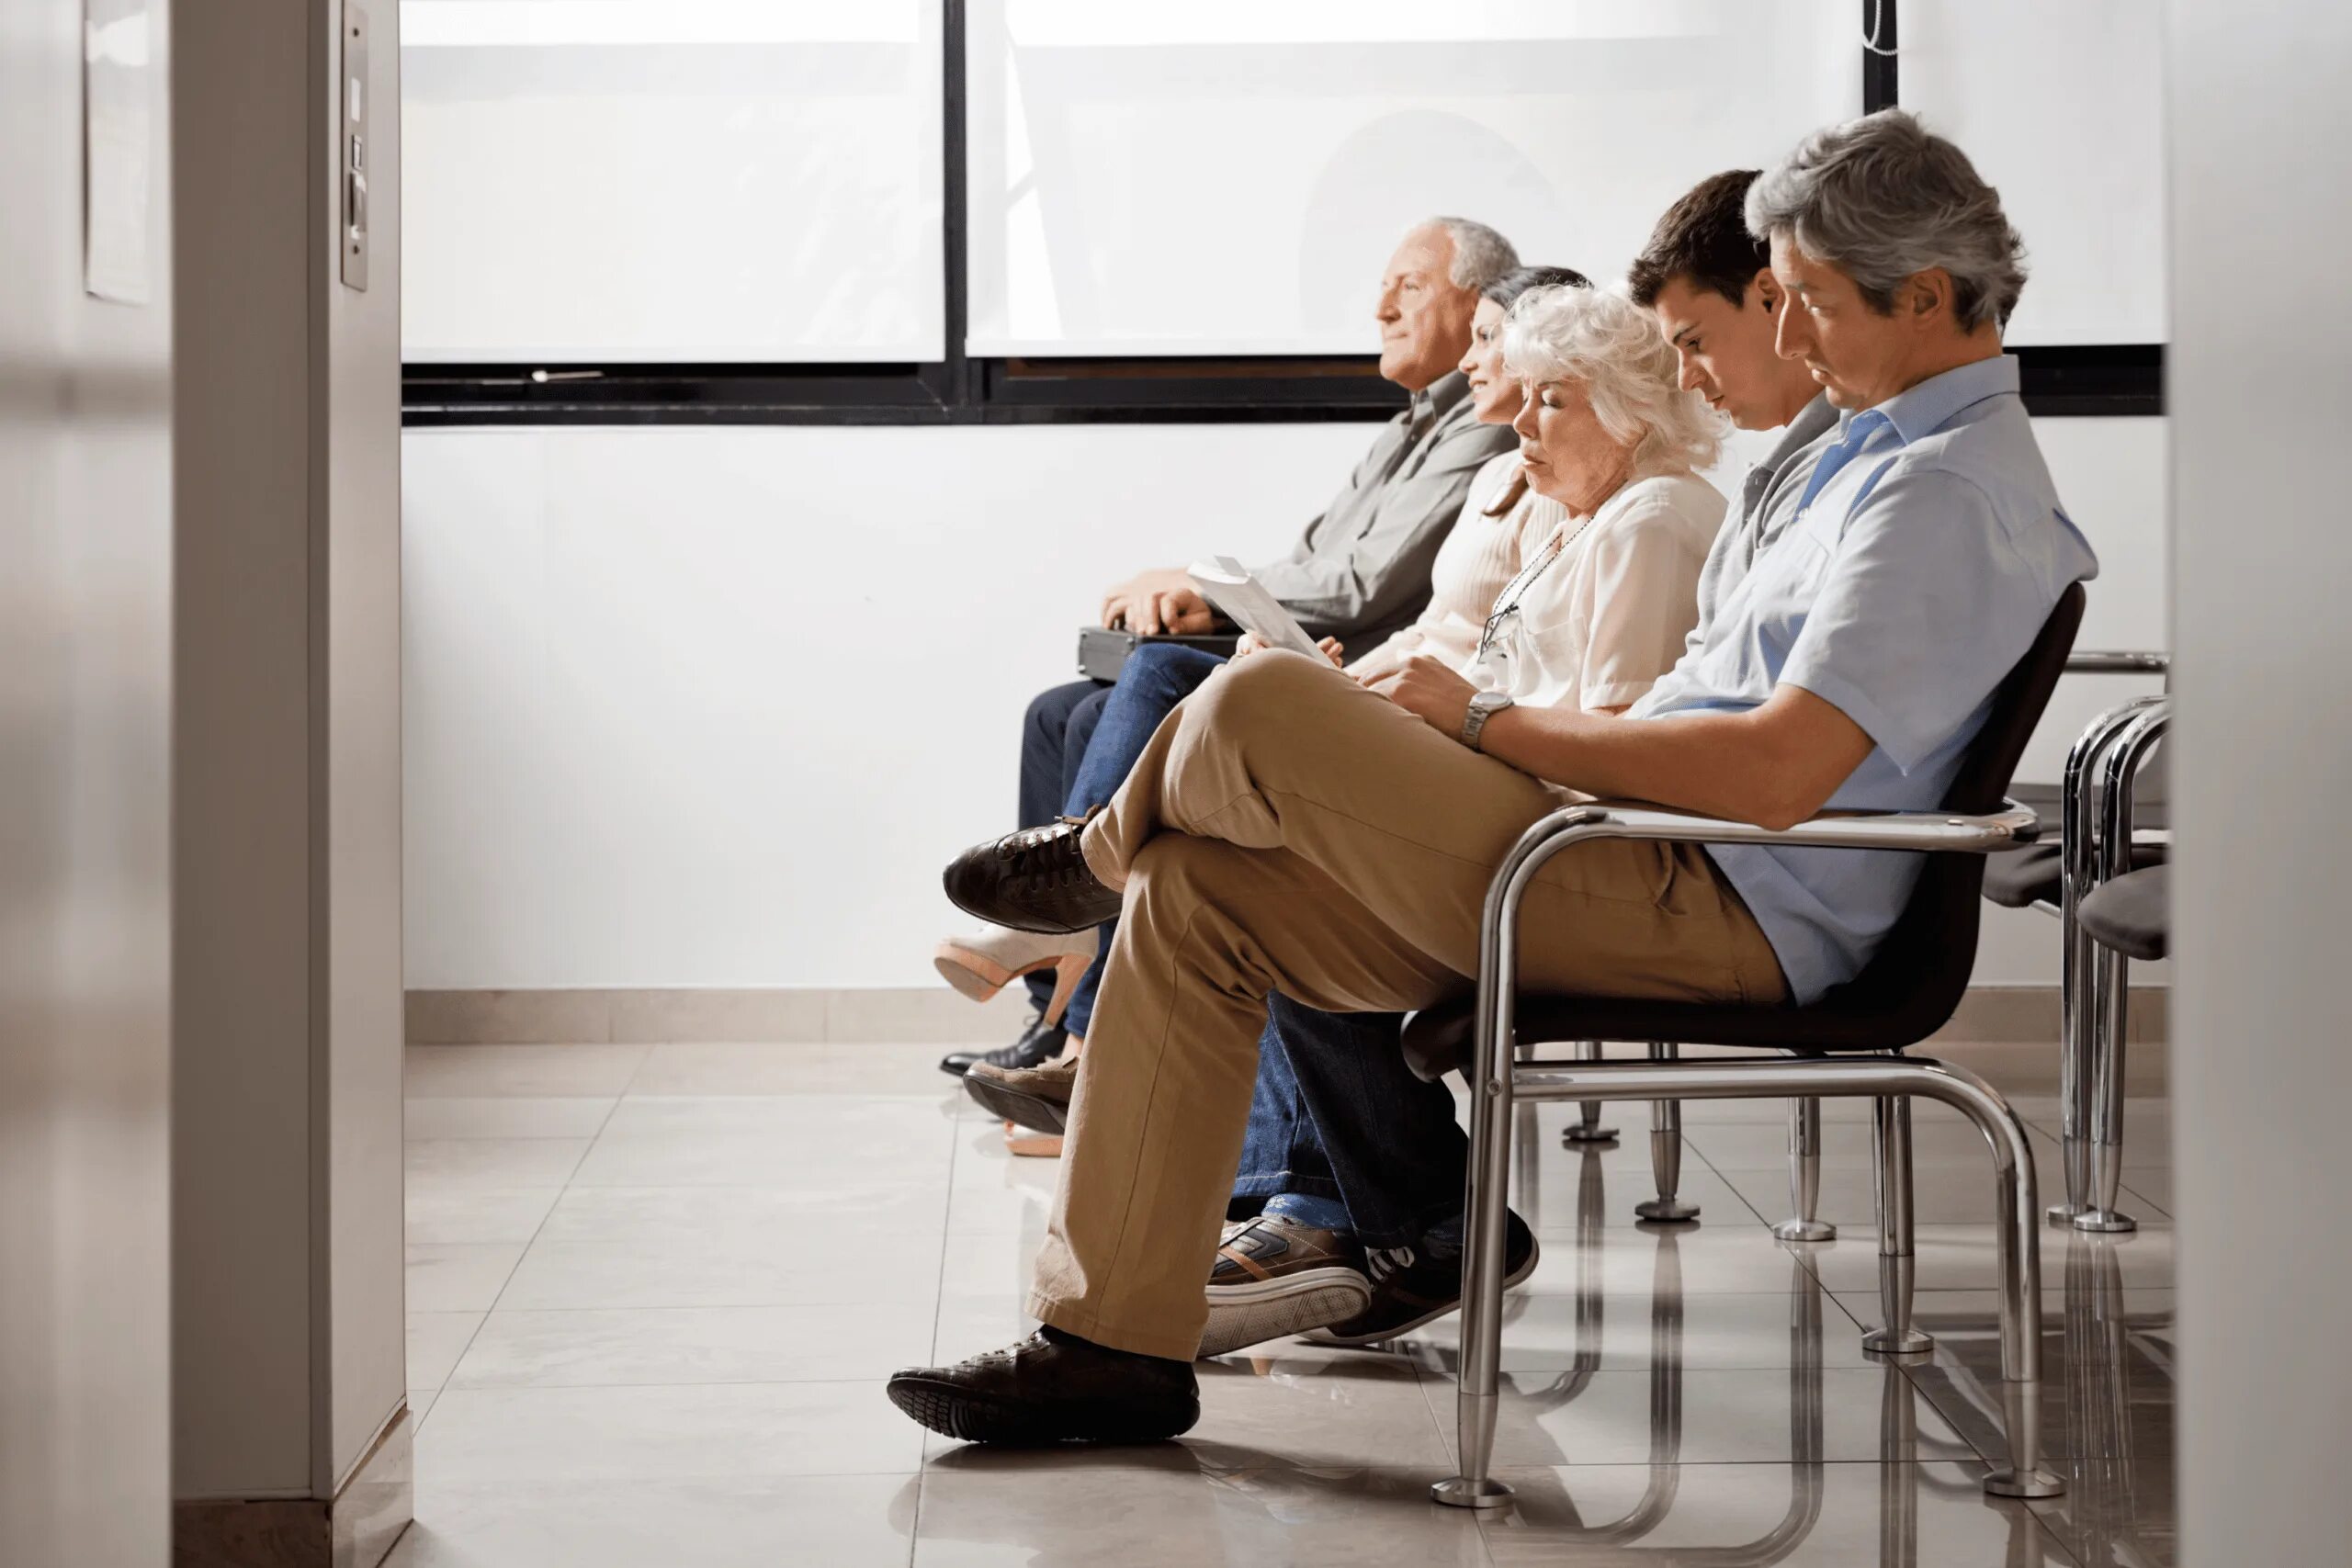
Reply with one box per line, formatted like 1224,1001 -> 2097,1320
1462,689 -> 1516,751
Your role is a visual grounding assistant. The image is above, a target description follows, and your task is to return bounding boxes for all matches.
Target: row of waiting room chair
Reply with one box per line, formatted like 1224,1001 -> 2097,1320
1397,586 -> 2176,1512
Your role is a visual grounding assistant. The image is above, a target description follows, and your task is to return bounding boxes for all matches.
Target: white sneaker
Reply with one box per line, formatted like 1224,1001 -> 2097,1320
933,923 -> 1098,1024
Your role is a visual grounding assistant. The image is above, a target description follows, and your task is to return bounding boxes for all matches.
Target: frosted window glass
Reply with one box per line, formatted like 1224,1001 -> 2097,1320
401,1 -> 944,362
1902,1 -> 2166,344
965,1 -> 1860,355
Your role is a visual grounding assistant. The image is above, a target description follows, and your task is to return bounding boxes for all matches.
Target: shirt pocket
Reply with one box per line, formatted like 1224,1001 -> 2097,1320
1747,526 -> 1836,661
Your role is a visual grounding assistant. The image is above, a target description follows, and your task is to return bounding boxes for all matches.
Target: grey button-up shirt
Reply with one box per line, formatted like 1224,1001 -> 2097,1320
1250,370 -> 1517,647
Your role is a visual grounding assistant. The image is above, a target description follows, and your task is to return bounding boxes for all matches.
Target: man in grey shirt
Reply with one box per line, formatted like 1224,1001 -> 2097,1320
1099,218 -> 1523,648
951,219 -> 1521,1079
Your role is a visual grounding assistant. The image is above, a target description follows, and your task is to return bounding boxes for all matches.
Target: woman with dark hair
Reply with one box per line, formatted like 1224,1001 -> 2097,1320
1340,264 -> 1592,682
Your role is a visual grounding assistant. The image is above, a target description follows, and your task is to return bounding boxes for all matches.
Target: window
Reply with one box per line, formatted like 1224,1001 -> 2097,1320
401,0 -> 944,362
964,1 -> 1861,355
1899,0 -> 2166,345
401,0 -> 2160,420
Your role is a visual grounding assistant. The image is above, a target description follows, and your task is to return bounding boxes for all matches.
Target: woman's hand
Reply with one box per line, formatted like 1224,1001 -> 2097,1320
1364,655 -> 1479,742
1232,634 -> 1344,668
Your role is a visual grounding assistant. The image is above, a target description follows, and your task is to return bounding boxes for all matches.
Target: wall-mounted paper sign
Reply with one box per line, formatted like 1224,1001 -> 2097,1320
85,0 -> 154,305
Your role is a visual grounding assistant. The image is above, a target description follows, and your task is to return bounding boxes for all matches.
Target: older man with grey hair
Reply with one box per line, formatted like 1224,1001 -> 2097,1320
886,111 -> 2098,1447
944,217 -> 1521,1083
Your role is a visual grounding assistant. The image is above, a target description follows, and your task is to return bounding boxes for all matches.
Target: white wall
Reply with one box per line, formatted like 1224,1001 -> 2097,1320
2169,2 -> 2352,1558
403,413 -> 2166,991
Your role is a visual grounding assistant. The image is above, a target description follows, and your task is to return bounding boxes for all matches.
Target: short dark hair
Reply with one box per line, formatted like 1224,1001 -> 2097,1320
1482,264 -> 1589,310
1626,170 -> 1768,309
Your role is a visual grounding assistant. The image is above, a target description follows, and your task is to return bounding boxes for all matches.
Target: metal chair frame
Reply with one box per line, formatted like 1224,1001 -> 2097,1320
1770,654 -> 2172,1244
2069,706 -> 2171,1232
2048,694 -> 2169,1231
1430,799 -> 2070,1512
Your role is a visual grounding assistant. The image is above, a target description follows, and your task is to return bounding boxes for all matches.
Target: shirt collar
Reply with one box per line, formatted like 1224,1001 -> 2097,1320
1839,354 -> 2021,447
1416,368 -> 1475,425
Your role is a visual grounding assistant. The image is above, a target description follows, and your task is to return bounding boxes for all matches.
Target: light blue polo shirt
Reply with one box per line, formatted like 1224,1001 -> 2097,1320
1627,355 -> 2098,1003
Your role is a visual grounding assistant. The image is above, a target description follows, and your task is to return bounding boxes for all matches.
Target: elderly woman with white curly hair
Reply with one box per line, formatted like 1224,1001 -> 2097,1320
1471,282 -> 1726,714
1240,282 -> 1725,719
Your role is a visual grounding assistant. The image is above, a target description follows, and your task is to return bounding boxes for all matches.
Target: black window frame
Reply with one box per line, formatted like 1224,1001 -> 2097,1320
401,0 -> 2162,427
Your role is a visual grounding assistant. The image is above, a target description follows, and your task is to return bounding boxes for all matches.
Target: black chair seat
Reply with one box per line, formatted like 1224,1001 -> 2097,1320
2077,863 -> 2169,962
1983,843 -> 2064,908
1979,778 -> 2167,912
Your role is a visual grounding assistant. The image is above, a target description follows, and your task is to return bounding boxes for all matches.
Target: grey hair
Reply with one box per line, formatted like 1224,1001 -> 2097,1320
1423,216 -> 1521,294
1502,285 -> 1724,473
1746,108 -> 2027,332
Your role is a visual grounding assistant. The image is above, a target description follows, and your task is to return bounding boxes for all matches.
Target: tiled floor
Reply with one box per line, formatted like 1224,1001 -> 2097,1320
390,1042 -> 2176,1567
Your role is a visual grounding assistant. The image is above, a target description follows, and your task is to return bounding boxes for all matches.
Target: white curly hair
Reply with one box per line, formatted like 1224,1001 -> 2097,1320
1501,285 -> 1724,472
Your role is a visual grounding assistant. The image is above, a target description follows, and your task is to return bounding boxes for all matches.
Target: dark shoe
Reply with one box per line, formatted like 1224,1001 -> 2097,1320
943,817 -> 1120,935
885,1325 -> 1199,1445
963,1055 -> 1076,1134
1198,1215 -> 1374,1357
1307,1211 -> 1540,1347
939,1010 -> 1066,1079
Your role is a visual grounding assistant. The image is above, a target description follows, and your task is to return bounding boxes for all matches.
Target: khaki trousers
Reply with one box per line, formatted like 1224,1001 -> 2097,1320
1028,652 -> 1786,1360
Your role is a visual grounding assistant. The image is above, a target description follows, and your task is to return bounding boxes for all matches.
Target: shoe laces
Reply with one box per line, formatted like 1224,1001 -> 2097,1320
1364,1245 -> 1417,1286
994,818 -> 1092,895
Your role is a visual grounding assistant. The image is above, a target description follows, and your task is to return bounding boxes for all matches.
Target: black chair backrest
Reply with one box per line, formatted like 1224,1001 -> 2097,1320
1943,581 -> 2088,816
1805,581 -> 2086,1040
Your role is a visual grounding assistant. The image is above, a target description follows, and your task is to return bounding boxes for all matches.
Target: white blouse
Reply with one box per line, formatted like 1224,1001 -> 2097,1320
1475,469 -> 1726,713
1345,451 -> 1566,682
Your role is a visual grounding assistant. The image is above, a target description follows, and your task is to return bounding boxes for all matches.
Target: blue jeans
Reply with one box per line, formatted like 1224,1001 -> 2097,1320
1234,997 -> 1471,1249
1056,644 -> 1228,1038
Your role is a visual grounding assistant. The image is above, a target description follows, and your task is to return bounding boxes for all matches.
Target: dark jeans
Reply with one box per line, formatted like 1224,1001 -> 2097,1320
1015,677 -> 1114,1014
1234,997 -> 1470,1249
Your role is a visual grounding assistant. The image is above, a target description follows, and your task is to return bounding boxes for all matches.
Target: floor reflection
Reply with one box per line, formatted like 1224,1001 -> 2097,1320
392,1043 -> 2175,1567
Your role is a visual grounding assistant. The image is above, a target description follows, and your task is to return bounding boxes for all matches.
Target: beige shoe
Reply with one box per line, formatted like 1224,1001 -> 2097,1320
933,924 -> 1097,1025
1001,1122 -> 1064,1159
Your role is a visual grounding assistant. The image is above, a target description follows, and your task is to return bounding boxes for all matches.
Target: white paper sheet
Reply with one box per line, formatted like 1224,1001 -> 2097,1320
1187,556 -> 1322,658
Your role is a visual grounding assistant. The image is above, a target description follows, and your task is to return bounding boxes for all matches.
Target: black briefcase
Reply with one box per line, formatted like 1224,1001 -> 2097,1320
1076,626 -> 1237,683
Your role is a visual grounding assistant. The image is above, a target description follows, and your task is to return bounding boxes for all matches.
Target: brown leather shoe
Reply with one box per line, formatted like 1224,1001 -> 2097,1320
886,1326 -> 1199,1445
942,817 -> 1120,935
963,1055 -> 1076,1134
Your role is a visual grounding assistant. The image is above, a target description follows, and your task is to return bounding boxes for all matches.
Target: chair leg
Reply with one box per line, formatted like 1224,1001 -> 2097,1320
1772,1096 -> 1838,1242
1430,994 -> 1519,1510
1634,1043 -> 1701,1223
2073,947 -> 2139,1233
2049,897 -> 2098,1224
1862,1095 -> 1934,1355
1562,1040 -> 1618,1144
